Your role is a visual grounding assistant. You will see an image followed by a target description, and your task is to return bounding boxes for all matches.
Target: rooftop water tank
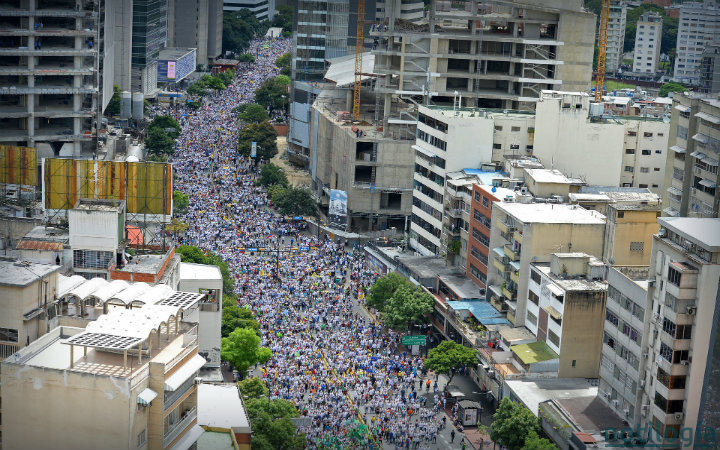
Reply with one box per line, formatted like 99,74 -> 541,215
120,91 -> 131,119
131,92 -> 144,120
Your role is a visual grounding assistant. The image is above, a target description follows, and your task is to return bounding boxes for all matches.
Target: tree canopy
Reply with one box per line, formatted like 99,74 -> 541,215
424,340 -> 477,385
221,327 -> 272,378
490,398 -> 541,450
145,127 -> 175,157
104,85 -> 121,116
173,190 -> 189,216
239,103 -> 270,124
238,53 -> 256,63
380,285 -> 434,331
524,431 -> 559,450
237,121 -> 278,159
270,186 -> 318,217
237,376 -> 269,401
272,5 -> 293,33
258,163 -> 288,188
222,295 -> 259,338
276,52 -> 291,76
187,73 -> 228,96
254,77 -> 290,112
659,82 -> 687,97
222,10 -> 269,55
367,272 -> 411,312
148,114 -> 181,138
245,397 -> 305,450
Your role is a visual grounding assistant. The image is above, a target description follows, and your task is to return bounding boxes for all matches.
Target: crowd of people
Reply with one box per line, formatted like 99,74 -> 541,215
161,38 -> 465,450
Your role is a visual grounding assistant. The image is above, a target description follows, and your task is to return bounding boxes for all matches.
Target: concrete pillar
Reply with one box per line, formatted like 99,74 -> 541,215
70,344 -> 74,368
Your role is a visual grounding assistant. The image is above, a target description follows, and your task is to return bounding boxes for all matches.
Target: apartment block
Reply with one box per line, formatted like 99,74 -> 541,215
525,253 -> 607,378
599,265 -> 651,429
641,217 -> 720,446
223,0 -> 274,20
370,0 -> 596,111
487,202 -> 606,326
167,0 -> 223,67
607,1 -> 627,73
375,0 -> 423,23
673,0 -> 720,85
699,40 -> 720,94
0,0 -> 104,156
633,12 -> 662,74
2,291 -> 208,450
663,93 -> 719,218
534,90 -> 670,191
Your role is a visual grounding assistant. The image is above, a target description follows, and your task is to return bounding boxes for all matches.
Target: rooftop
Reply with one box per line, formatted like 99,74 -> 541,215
498,326 -> 535,344
495,203 -> 606,225
447,300 -> 511,326
478,184 -> 517,201
158,47 -> 195,61
511,341 -> 559,365
659,217 -> 720,252
178,262 -> 222,281
197,384 -> 251,433
116,253 -> 169,274
439,274 -> 486,300
0,259 -> 60,287
525,169 -> 584,185
422,105 -> 535,120
72,198 -> 124,212
324,53 -> 376,88
22,226 -> 69,243
534,264 -> 608,292
16,240 -> 64,251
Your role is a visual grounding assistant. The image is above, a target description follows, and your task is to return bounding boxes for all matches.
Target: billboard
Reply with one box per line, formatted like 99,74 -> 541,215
167,61 -> 176,80
0,145 -> 37,187
43,159 -> 173,221
328,189 -> 347,229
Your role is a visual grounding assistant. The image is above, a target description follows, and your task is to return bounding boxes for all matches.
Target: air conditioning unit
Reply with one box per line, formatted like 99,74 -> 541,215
640,379 -> 646,388
674,412 -> 684,421
624,409 -> 630,417
653,313 -> 660,322
643,352 -> 649,359
680,360 -> 690,366
605,392 -> 612,399
686,306 -> 697,315
613,399 -> 620,407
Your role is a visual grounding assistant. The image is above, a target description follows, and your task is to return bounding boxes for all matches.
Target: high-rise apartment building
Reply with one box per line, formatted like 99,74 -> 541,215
642,217 -> 720,445
663,93 -> 719,218
0,0 -> 105,156
375,0 -> 423,23
167,0 -> 223,67
223,0 -> 274,20
607,1 -> 627,73
370,0 -> 596,111
633,11 -> 662,74
699,40 -> 720,94
673,0 -> 720,85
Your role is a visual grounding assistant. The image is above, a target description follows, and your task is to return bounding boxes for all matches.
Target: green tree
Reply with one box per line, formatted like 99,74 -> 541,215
275,75 -> 291,86
272,4 -> 293,33
239,103 -> 270,124
216,69 -> 235,87
367,272 -> 411,313
490,398 -> 540,450
245,398 -> 305,450
659,82 -> 687,97
237,121 -> 278,159
176,244 -> 206,263
254,77 -> 289,112
238,53 -> 256,63
222,10 -> 269,55
524,431 -> 559,450
173,190 -> 189,216
222,296 -> 259,337
276,52 -> 291,76
221,327 -> 272,378
381,285 -> 434,331
104,85 -> 122,115
271,186 -> 317,217
258,163 -> 288,187
237,376 -> 268,401
148,114 -> 181,138
145,127 -> 175,156
424,340 -> 477,385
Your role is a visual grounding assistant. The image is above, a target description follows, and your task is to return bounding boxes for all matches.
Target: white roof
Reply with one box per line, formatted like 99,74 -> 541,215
57,275 -> 87,297
178,262 -> 222,281
324,53 -> 376,87
164,354 -> 207,390
67,277 -> 109,301
198,383 -> 252,433
135,284 -> 175,305
108,282 -> 151,305
495,203 -> 606,225
478,184 -> 516,201
86,304 -> 182,340
525,169 -> 583,185
168,425 -> 204,450
659,217 -> 720,251
653,97 -> 673,105
90,279 -> 131,303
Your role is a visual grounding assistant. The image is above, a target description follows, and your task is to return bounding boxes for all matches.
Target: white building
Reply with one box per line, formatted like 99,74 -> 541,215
223,0 -> 274,20
375,0 -> 424,23
633,12 -> 662,74
674,0 -> 720,85
68,199 -> 125,280
607,1 -> 627,73
178,262 -> 223,368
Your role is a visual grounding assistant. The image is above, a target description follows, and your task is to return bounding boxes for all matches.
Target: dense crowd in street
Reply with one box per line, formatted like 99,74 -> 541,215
160,38 -> 468,450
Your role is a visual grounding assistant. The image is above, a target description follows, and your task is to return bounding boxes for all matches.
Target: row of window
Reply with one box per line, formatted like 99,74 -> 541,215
606,311 -> 641,346
411,213 -> 441,239
661,317 -> 693,340
470,246 -> 488,266
625,149 -> 662,156
607,286 -> 645,321
659,342 -> 689,364
468,262 -> 487,286
472,208 -> 491,228
418,113 -> 448,133
603,332 -> 640,371
417,129 -> 447,151
472,227 -> 489,248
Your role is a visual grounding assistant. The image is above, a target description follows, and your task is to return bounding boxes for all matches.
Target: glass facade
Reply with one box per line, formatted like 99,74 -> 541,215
132,0 -> 168,68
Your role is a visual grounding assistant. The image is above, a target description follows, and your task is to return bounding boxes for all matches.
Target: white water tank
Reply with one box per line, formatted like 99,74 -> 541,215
120,91 -> 131,119
131,92 -> 144,120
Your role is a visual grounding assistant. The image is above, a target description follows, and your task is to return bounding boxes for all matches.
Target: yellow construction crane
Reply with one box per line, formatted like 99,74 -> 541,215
594,0 -> 610,102
353,0 -> 365,121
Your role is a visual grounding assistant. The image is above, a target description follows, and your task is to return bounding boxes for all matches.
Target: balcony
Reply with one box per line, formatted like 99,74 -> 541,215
493,258 -> 507,273
510,270 -> 519,284
502,284 -> 516,300
504,245 -> 520,261
446,207 -> 464,218
164,406 -> 198,448
513,230 -> 523,243
495,220 -> 515,234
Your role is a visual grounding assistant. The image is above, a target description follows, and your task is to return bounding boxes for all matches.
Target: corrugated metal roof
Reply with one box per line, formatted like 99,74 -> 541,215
16,240 -> 63,251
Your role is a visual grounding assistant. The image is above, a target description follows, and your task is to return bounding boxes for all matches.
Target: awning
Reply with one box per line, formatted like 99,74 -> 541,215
164,354 -> 206,391
699,179 -> 717,188
701,157 -> 719,167
663,207 -> 679,217
669,145 -> 686,154
412,144 -> 436,158
675,104 -> 691,113
667,186 -> 683,197
509,260 -> 521,271
544,305 -> 563,320
690,151 -> 706,159
695,112 -> 720,125
167,424 -> 204,450
692,133 -> 710,144
546,283 -> 564,298
492,247 -> 505,258
137,388 -> 158,405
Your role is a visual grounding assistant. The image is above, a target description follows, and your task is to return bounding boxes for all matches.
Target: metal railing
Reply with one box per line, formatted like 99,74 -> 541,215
165,377 -> 195,409
164,406 -> 197,447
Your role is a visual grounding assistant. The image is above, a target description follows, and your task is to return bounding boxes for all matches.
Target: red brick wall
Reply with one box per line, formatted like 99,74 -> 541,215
466,185 -> 498,289
273,124 -> 288,136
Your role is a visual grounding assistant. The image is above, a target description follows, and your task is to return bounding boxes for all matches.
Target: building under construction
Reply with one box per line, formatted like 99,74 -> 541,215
0,0 -> 106,157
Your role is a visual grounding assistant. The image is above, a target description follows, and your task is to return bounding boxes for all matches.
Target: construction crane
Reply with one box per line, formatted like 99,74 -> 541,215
594,0 -> 610,103
352,0 -> 365,121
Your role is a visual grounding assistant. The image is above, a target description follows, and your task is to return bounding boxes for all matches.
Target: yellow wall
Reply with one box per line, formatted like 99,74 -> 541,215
558,291 -> 607,378
608,210 -> 660,266
0,145 -> 37,186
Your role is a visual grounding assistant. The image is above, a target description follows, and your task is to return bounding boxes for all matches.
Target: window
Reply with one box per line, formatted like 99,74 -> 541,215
606,310 -> 619,327
493,143 -> 502,149
642,150 -> 652,156
625,166 -> 634,173
625,149 -> 636,155
630,241 -> 644,252
655,150 -> 662,154
676,324 -> 692,340
511,126 -> 521,132
531,269 -> 542,285
640,167 -> 650,173
668,266 -> 682,286
572,359 -> 576,367
0,328 -> 19,343
137,429 -> 146,448
494,125 -> 503,131
548,330 -> 560,347
529,290 -> 539,305
481,196 -> 489,208
654,167 -> 660,172
527,311 -> 538,326
662,318 -> 677,337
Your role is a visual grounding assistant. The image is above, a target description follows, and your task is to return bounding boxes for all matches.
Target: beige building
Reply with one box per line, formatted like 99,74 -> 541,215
523,168 -> 584,200
487,202 -> 606,326
525,253 -> 607,378
2,291 -> 207,450
606,1 -> 627,73
663,93 -> 720,218
632,12 -> 662,74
